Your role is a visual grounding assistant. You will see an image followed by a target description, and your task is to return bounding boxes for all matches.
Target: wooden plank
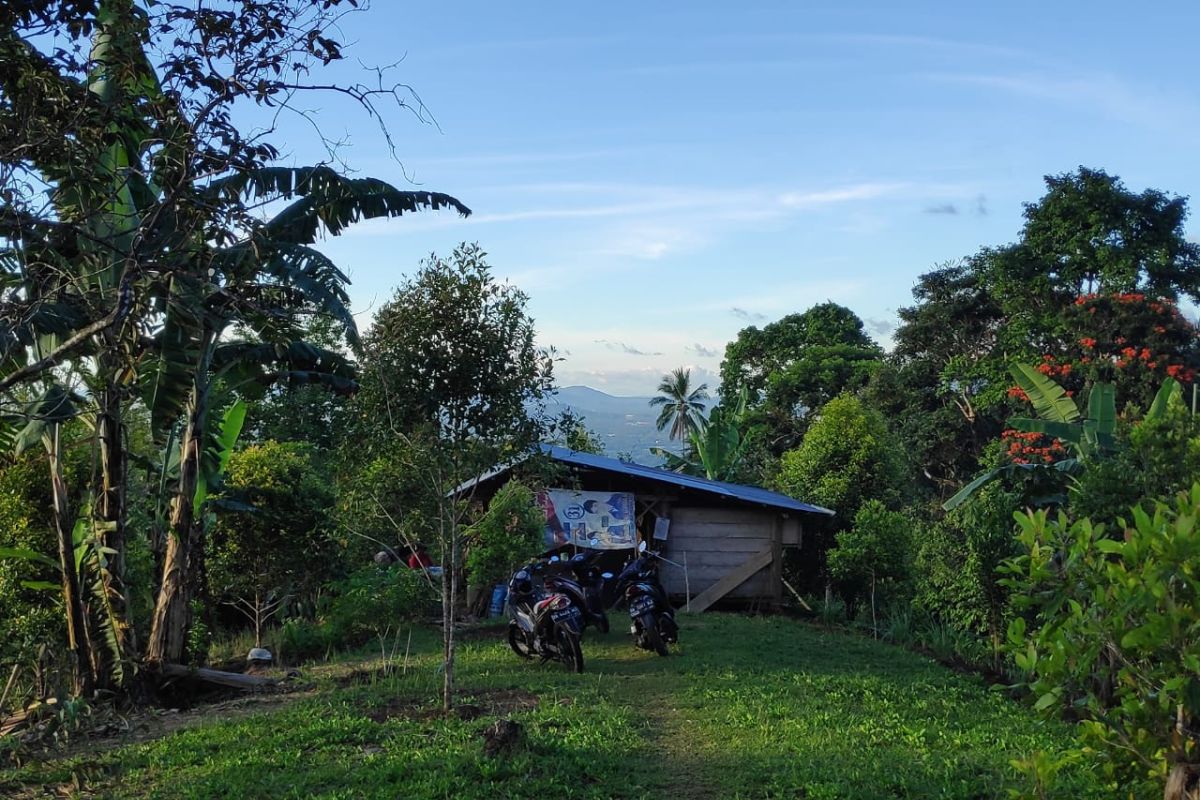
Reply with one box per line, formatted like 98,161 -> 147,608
685,547 -> 774,613
671,522 -> 774,539
671,508 -> 771,526
669,537 -> 770,554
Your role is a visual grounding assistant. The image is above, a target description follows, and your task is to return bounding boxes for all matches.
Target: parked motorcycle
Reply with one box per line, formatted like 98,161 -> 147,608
612,542 -> 678,656
505,565 -> 585,672
542,550 -> 611,634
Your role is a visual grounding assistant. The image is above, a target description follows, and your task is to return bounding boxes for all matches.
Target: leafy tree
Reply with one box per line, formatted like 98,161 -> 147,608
349,243 -> 553,710
775,394 -> 906,527
653,386 -> 753,482
882,168 -> 1200,500
208,441 -> 335,648
649,367 -> 709,442
827,500 -> 913,635
0,1 -> 470,689
774,394 -> 906,593
550,408 -> 606,454
720,302 -> 882,453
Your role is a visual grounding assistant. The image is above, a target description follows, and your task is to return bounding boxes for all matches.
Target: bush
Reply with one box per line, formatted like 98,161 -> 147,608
827,500 -> 913,632
1001,485 -> 1200,795
281,566 -> 437,661
465,480 -> 543,590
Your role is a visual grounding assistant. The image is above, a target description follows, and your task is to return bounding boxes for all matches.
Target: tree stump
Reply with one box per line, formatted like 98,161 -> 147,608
480,718 -> 523,757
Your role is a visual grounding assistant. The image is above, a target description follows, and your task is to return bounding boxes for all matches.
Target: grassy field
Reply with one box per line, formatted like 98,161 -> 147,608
1,614 -> 1107,799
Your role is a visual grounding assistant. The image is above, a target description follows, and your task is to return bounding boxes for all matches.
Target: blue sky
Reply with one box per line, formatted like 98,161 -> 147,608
273,1 -> 1200,396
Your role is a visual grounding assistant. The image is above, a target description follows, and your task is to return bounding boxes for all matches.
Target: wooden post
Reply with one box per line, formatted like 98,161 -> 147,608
771,515 -> 784,604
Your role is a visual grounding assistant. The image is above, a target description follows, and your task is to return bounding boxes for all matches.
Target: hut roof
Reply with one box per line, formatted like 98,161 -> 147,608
460,444 -> 834,516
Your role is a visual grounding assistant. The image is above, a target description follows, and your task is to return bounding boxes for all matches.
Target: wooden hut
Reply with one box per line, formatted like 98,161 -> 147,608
463,446 -> 832,611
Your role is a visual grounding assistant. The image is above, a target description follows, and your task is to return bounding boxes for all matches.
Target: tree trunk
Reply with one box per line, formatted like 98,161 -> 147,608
146,389 -> 205,664
1164,762 -> 1200,800
48,425 -> 94,697
441,534 -> 456,711
94,371 -> 131,687
870,574 -> 877,639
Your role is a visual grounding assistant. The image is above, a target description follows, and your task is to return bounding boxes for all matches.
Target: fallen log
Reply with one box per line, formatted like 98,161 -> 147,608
159,663 -> 277,690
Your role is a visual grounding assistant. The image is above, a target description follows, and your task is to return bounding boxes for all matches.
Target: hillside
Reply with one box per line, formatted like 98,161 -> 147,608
546,385 -> 694,463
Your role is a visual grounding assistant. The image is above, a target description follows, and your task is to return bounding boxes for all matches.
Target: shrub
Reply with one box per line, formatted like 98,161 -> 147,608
827,500 -> 913,633
464,480 -> 544,591
1000,486 -> 1200,795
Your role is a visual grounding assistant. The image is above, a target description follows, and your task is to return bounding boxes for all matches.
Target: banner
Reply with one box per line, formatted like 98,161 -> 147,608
537,489 -> 636,549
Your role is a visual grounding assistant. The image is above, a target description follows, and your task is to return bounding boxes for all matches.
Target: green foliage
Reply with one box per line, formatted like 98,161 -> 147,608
281,566 -> 437,660
208,441 -> 336,605
915,486 -> 1019,646
775,394 -> 906,527
0,454 -> 61,667
827,501 -> 913,621
1000,487 -> 1200,794
465,481 -> 544,590
720,302 -> 882,453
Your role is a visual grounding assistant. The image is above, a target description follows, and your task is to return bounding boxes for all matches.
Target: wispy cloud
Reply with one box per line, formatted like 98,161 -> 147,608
594,339 -> 663,357
686,343 -> 720,358
925,203 -> 959,215
921,71 -> 1200,131
778,183 -> 905,209
730,307 -> 766,323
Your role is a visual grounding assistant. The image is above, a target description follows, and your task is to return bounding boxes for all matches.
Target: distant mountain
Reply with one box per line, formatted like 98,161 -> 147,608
546,385 -> 696,465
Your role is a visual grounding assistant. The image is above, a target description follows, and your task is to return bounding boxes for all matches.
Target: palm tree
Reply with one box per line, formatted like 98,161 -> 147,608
650,367 -> 710,442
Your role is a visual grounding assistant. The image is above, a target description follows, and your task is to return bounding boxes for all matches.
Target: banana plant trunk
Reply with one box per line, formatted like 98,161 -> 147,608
48,424 -> 94,697
95,365 -> 132,675
146,381 -> 207,665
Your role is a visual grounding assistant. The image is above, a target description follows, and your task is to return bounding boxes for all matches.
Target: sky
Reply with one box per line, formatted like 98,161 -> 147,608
266,1 -> 1200,396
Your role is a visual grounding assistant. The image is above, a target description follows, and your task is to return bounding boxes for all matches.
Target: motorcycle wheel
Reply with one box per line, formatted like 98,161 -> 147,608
641,613 -> 669,657
557,628 -> 585,673
507,622 -> 533,660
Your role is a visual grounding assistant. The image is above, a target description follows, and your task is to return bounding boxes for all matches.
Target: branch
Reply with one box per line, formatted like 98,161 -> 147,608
0,279 -> 133,393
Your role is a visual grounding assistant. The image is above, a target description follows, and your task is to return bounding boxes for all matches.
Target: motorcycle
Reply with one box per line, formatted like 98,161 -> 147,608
542,550 -> 611,634
612,542 -> 678,656
505,565 -> 585,672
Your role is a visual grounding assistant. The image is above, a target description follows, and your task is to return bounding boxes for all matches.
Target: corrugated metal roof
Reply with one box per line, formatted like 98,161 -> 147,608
537,445 -> 833,516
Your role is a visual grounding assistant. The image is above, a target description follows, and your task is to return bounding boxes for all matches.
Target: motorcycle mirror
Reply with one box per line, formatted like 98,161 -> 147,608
638,541 -> 648,553
601,572 -> 614,580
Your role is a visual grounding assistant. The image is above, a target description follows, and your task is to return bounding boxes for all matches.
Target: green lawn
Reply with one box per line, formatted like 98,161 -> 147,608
1,614 -> 1107,799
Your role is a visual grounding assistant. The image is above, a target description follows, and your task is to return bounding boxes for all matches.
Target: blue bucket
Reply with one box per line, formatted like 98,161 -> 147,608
489,584 -> 508,617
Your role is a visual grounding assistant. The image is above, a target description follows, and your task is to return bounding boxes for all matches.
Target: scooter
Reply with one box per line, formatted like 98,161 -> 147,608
505,565 -> 585,672
612,542 -> 678,656
542,550 -> 611,634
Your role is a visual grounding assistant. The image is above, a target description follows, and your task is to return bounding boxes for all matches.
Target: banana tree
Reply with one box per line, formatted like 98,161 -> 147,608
143,169 -> 468,665
653,386 -> 750,481
943,365 -> 1180,511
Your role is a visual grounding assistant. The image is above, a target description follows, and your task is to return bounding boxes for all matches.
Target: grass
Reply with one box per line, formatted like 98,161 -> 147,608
0,614 -> 1109,799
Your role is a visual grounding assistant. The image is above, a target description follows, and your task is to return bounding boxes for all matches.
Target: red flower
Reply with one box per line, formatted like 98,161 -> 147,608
1122,347 -> 1138,359
1154,325 -> 1167,334
1167,364 -> 1184,378
1079,337 -> 1097,349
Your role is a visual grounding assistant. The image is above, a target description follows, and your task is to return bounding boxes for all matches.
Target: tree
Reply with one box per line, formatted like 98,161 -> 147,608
720,303 -> 882,453
649,367 -> 709,442
653,386 -> 752,482
208,441 -> 335,648
349,243 -> 553,710
0,0 -> 470,691
880,168 -> 1200,503
827,500 -> 913,635
775,394 -> 906,527
774,394 -> 907,593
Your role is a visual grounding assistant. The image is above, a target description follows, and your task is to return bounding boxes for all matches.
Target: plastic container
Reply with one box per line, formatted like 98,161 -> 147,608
489,584 -> 508,617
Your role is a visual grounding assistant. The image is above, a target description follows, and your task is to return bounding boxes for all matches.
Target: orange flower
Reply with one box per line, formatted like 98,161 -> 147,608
1122,347 -> 1137,359
1079,337 -> 1097,349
